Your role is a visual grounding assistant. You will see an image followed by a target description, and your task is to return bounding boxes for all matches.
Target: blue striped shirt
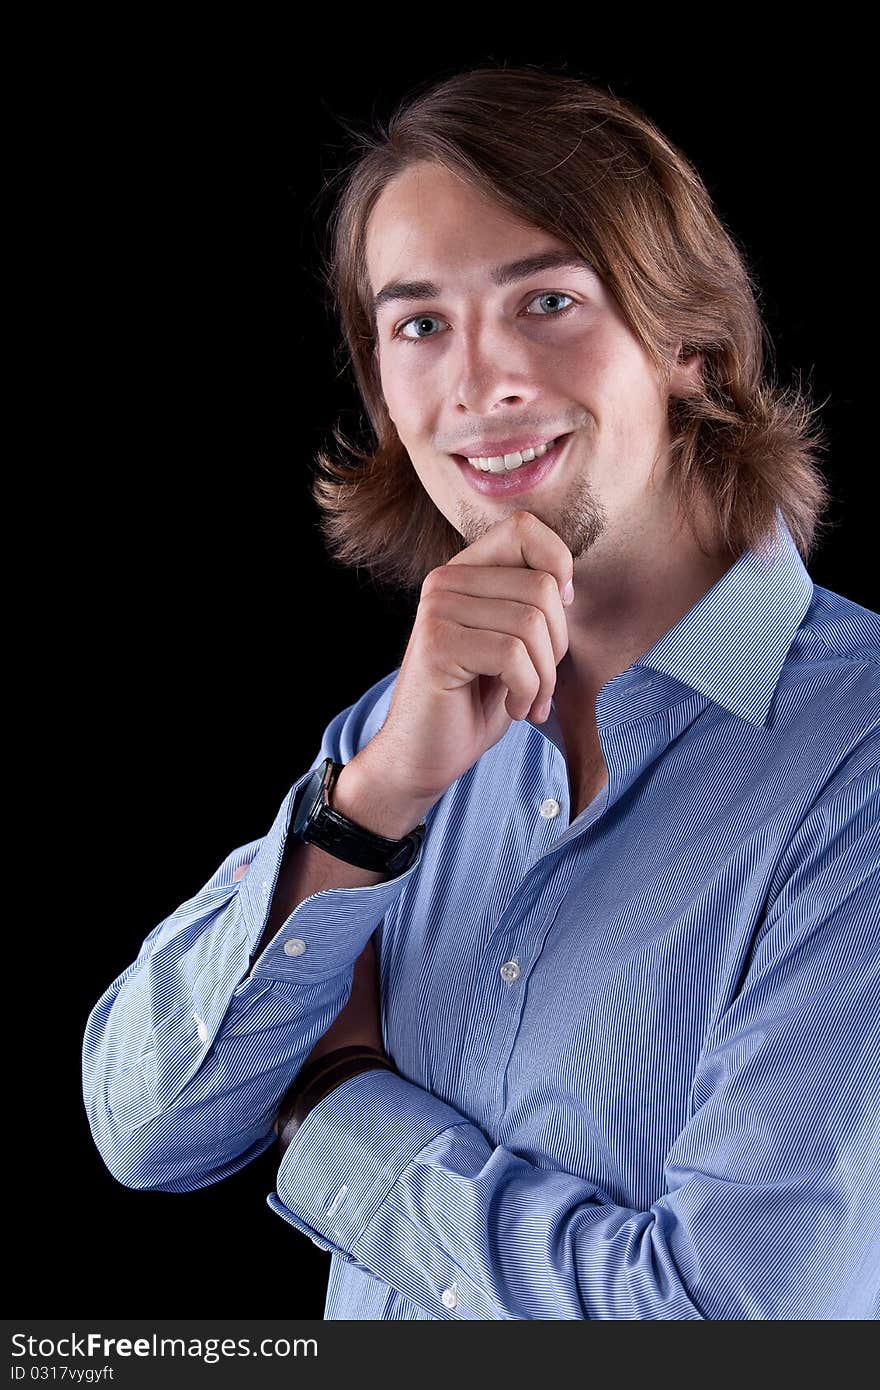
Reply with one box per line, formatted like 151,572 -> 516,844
83,506 -> 880,1319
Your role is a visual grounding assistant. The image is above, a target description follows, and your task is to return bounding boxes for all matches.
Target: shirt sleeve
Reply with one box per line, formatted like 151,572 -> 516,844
267,760 -> 880,1319
82,667 -> 426,1194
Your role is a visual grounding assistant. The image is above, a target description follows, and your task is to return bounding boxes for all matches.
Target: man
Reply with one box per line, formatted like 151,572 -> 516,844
83,67 -> 879,1319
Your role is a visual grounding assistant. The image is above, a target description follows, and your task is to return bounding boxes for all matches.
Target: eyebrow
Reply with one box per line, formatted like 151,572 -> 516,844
371,251 -> 597,317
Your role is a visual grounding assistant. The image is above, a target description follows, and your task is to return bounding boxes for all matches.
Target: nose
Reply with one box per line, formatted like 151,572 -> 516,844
450,320 -> 542,417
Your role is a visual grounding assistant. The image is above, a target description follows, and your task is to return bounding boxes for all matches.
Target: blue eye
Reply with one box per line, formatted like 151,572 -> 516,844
393,291 -> 577,344
397,314 -> 444,342
525,292 -> 576,317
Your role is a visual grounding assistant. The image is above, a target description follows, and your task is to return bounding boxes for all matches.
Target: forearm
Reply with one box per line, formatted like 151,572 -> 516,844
84,751 -> 429,1193
267,750 -> 437,1142
254,751 -> 436,960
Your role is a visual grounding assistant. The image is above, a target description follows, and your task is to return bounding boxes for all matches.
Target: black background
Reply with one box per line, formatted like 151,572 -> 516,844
31,37 -> 872,1318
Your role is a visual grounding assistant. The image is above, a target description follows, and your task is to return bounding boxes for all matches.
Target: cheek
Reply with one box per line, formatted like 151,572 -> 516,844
382,369 -> 434,437
377,355 -> 415,425
406,453 -> 457,519
562,327 -> 646,387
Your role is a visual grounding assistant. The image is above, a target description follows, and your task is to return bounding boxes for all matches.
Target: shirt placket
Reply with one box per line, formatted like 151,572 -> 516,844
460,740 -> 614,1133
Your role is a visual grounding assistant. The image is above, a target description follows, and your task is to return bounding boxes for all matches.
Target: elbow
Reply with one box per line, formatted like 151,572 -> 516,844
82,1080 -> 202,1194
83,1083 -> 168,1192
96,1143 -> 165,1194
82,1037 -> 208,1192
83,1081 -> 275,1194
86,1107 -> 218,1193
84,1105 -> 159,1192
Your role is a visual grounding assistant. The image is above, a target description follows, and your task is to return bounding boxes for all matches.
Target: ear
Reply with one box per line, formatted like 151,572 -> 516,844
668,342 -> 703,399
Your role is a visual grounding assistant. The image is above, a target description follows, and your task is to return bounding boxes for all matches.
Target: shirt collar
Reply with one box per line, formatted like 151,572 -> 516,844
635,506 -> 814,728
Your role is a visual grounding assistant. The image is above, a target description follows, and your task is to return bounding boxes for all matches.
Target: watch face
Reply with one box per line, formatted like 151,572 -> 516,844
291,764 -> 326,837
386,847 -> 406,874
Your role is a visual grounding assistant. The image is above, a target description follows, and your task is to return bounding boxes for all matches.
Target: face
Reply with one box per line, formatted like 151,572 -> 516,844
365,161 -> 703,569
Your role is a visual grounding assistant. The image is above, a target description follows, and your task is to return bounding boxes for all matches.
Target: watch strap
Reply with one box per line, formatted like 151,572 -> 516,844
299,758 -> 426,875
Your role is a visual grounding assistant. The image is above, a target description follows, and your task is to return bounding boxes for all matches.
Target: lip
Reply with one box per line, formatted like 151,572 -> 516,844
454,433 -> 561,458
454,433 -> 571,496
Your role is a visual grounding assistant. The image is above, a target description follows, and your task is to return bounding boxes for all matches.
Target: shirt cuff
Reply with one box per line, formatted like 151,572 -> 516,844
239,773 -> 429,983
266,1068 -> 503,1316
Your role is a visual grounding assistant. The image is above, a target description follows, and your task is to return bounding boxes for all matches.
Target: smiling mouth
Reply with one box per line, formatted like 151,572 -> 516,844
453,433 -> 570,472
454,431 -> 572,496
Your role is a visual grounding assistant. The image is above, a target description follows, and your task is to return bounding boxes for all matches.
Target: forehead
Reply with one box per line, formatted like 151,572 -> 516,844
365,162 -> 584,299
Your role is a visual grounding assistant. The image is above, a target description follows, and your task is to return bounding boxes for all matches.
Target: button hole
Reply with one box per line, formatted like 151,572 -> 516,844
326,1184 -> 349,1219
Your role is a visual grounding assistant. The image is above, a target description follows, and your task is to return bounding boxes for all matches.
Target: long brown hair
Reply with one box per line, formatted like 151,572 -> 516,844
309,64 -> 833,599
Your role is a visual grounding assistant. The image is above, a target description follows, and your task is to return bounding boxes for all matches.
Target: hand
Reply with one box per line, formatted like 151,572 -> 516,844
362,510 -> 574,807
273,935 -> 385,1136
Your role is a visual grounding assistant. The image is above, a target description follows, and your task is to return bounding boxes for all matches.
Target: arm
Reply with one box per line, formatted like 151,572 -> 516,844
81,670 -> 432,1194
269,762 -> 880,1319
271,930 -> 388,1142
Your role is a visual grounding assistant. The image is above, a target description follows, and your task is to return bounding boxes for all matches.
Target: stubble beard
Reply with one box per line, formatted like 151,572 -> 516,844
454,466 -> 608,562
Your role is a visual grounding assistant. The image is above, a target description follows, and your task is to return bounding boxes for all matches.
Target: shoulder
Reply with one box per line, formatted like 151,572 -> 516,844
799,584 -> 880,668
783,585 -> 880,725
762,586 -> 879,797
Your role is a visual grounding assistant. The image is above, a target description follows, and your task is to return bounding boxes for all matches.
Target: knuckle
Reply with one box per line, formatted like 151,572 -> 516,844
422,609 -> 448,642
419,587 -> 440,614
537,570 -> 558,601
420,566 -> 448,599
419,587 -> 453,623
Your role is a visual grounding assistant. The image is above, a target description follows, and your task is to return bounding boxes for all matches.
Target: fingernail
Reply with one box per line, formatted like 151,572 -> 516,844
562,580 -> 574,605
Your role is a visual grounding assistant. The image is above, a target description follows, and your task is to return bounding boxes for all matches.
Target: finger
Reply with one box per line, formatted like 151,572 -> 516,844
428,617 -> 545,723
422,589 -> 557,716
445,510 -> 573,601
421,564 -> 570,667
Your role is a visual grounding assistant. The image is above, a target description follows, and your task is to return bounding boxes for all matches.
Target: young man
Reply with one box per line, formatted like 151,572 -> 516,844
83,68 -> 879,1319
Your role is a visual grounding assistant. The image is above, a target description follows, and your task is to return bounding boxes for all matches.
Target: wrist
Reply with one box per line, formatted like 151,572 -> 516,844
336,750 -> 437,842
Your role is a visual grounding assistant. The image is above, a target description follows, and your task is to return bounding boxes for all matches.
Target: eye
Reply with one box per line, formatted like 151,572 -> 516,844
523,292 -> 576,318
393,291 -> 579,344
396,313 -> 445,343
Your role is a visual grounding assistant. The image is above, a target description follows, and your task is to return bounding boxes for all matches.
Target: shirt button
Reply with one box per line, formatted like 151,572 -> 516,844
193,1012 -> 209,1043
262,880 -> 270,899
283,938 -> 307,957
540,798 -> 560,818
441,1284 -> 458,1310
500,959 -> 520,983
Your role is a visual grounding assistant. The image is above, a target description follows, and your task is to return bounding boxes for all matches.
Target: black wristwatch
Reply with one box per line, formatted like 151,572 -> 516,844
291,757 -> 426,875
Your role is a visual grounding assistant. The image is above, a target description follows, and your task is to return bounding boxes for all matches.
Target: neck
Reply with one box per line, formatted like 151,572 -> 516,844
554,504 -> 738,735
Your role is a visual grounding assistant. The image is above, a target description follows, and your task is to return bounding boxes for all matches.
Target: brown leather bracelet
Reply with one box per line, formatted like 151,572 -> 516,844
291,1045 -> 392,1112
277,1047 -> 397,1158
295,1053 -> 396,1121
288,1045 -> 389,1104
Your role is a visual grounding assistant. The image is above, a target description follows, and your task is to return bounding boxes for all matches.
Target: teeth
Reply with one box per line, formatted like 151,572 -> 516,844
466,438 -> 557,472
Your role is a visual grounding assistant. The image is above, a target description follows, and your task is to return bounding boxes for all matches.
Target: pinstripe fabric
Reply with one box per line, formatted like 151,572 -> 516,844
82,507 -> 880,1319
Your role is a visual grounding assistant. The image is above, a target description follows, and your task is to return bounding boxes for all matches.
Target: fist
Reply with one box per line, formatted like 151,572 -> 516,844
364,510 -> 574,807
